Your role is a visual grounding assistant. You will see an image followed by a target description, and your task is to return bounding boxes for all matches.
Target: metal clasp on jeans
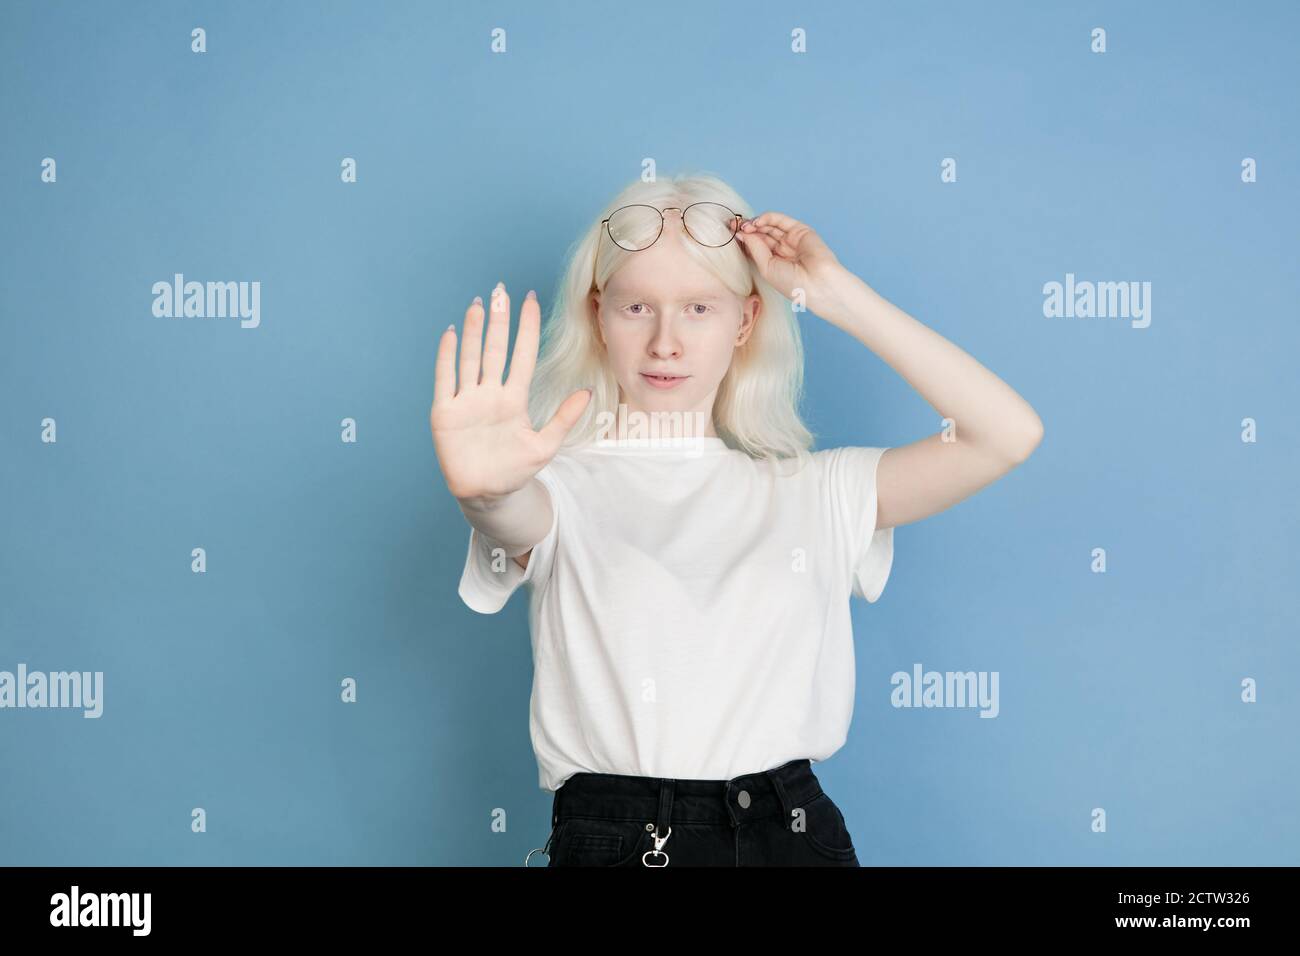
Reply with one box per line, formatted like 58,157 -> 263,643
642,824 -> 671,867
524,818 -> 559,866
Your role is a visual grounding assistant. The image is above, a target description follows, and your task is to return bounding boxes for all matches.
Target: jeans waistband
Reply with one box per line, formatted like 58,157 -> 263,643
551,758 -> 825,830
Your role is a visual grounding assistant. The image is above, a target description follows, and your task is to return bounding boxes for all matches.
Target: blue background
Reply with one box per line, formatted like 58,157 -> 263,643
1,0 -> 1296,865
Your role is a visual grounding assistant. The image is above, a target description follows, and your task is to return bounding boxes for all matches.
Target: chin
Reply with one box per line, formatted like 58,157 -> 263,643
637,388 -> 694,408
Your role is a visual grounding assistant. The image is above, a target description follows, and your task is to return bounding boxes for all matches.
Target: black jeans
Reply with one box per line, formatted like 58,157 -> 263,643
543,758 -> 860,867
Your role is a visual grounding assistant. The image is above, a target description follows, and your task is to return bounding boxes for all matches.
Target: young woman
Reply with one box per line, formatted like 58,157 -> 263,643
430,173 -> 1043,867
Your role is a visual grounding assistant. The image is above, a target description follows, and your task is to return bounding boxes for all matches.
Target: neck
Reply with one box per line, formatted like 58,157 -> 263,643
604,401 -> 716,441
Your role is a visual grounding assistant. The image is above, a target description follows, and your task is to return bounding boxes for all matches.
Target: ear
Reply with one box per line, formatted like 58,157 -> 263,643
736,292 -> 761,346
589,289 -> 606,347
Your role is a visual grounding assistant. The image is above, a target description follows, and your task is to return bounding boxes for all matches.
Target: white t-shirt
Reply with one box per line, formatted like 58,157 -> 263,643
457,435 -> 895,792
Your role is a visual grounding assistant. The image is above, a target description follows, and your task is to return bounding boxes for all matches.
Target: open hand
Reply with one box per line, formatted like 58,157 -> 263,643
431,284 -> 591,500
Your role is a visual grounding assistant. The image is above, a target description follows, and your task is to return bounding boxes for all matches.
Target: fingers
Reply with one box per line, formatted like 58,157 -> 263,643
748,225 -> 799,258
481,283 -> 511,385
505,289 -> 541,393
751,210 -> 801,232
747,212 -> 804,258
434,322 -> 457,405
737,228 -> 774,272
450,284 -> 529,396
538,387 -> 593,451
459,295 -> 486,392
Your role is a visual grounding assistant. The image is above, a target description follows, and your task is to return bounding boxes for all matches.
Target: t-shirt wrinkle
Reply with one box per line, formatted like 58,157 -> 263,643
456,438 -> 895,791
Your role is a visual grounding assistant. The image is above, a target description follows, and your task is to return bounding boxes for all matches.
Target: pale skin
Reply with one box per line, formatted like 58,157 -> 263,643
430,208 -> 1043,571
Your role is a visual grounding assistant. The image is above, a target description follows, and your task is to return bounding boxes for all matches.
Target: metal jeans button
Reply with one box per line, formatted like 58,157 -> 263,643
737,789 -> 751,808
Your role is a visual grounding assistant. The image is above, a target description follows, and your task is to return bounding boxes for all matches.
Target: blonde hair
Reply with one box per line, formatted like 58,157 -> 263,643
528,171 -> 815,462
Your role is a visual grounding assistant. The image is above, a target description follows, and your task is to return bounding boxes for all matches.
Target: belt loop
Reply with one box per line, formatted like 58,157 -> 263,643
656,778 -> 675,837
765,767 -> 794,824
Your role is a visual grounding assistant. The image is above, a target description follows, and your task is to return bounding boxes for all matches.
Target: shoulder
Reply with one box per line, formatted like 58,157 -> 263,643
810,446 -> 889,469
805,446 -> 891,494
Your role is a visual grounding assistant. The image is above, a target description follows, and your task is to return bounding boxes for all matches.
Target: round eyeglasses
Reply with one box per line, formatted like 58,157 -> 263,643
601,202 -> 745,253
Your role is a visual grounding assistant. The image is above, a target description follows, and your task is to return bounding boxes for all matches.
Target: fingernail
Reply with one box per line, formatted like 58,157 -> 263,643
472,295 -> 482,307
525,289 -> 536,301
495,281 -> 505,291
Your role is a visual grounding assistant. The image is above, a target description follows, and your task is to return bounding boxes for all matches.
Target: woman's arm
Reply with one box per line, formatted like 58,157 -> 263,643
736,212 -> 1043,532
457,478 -> 553,570
817,269 -> 1043,531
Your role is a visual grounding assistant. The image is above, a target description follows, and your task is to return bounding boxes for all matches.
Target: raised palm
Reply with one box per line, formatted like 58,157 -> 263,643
431,284 -> 591,500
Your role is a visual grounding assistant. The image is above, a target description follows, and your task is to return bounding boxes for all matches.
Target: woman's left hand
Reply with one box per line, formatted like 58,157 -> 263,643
735,211 -> 848,313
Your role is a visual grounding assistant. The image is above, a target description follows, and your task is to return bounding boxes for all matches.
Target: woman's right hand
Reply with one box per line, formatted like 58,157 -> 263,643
431,283 -> 592,501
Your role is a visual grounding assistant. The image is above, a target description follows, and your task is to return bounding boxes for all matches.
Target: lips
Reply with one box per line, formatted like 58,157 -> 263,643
640,372 -> 689,389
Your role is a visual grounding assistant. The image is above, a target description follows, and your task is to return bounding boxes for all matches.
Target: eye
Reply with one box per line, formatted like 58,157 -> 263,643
689,303 -> 713,316
624,303 -> 647,315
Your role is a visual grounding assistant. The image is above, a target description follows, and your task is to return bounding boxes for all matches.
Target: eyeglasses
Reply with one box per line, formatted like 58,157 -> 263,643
600,202 -> 745,253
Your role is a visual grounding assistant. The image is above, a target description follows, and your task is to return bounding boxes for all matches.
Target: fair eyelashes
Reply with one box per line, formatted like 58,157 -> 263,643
622,302 -> 716,317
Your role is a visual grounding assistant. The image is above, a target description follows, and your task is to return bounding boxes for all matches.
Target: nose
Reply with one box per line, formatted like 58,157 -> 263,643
648,317 -> 683,360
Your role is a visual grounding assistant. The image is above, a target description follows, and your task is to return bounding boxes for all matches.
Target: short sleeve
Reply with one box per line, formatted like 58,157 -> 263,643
819,446 -> 895,603
456,466 -> 561,614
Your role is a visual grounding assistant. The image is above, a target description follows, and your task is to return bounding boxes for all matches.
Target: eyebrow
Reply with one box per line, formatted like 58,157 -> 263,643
607,290 -> 728,301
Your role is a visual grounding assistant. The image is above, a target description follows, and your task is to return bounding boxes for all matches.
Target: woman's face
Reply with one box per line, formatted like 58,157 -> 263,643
591,215 -> 760,438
